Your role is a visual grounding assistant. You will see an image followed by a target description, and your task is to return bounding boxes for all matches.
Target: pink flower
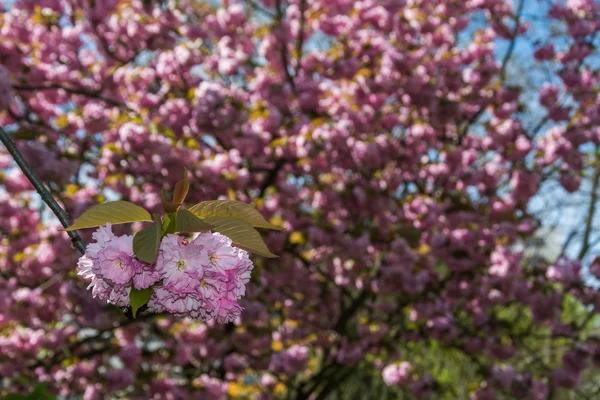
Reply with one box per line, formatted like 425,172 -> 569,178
269,345 -> 309,374
534,44 -> 555,61
119,344 -> 141,369
142,231 -> 255,322
85,223 -> 117,259
132,262 -> 161,290
552,367 -> 579,388
212,296 -> 243,324
382,361 -> 412,386
105,369 -> 135,391
108,285 -> 131,308
560,172 -> 582,193
83,384 -> 102,400
589,257 -> 600,279
546,258 -> 582,286
149,286 -> 206,318
198,232 -> 240,271
77,224 -> 136,307
539,83 -> 559,107
93,235 -> 136,285
155,234 -> 209,293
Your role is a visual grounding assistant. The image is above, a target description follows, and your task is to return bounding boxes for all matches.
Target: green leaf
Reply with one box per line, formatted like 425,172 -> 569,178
130,286 -> 153,318
30,383 -> 55,400
161,213 -> 177,236
173,168 -> 190,204
11,127 -> 43,141
188,200 -> 282,230
65,201 -> 152,231
175,209 -> 214,233
133,214 -> 162,264
2,383 -> 57,400
161,190 -> 180,213
204,216 -> 278,258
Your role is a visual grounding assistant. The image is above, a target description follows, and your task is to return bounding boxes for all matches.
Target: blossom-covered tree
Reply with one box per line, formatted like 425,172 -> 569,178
1,0 -> 600,398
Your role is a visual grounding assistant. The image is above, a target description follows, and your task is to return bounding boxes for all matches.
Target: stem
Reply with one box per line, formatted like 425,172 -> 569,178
295,0 -> 306,75
458,0 -> 525,139
275,0 -> 297,93
0,125 -> 86,254
499,0 -> 525,81
579,146 -> 600,260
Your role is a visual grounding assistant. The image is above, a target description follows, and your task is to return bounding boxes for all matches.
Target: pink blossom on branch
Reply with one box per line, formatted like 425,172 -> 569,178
77,224 -> 253,322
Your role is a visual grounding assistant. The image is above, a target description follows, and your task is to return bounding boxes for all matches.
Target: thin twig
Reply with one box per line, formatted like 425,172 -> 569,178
458,0 -> 525,139
275,0 -> 297,93
295,0 -> 306,75
0,125 -> 86,254
579,146 -> 600,260
12,84 -> 126,109
244,0 -> 277,18
499,0 -> 525,81
259,158 -> 285,197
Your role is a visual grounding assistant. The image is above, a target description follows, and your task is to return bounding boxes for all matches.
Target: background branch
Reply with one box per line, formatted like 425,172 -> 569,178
578,146 -> 600,260
0,125 -> 86,254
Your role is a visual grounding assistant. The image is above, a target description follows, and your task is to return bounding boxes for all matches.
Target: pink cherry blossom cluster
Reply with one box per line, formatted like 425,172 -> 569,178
77,223 -> 253,323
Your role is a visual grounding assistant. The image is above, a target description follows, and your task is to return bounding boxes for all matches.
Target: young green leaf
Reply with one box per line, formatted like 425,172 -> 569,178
188,200 -> 282,230
172,168 -> 190,204
65,201 -> 152,231
161,213 -> 177,236
175,209 -> 214,233
161,190 -> 180,213
133,214 -> 162,264
204,216 -> 278,258
130,286 -> 153,318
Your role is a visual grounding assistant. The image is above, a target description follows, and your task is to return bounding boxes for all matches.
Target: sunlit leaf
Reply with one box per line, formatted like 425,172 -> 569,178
65,201 -> 152,231
130,287 -> 153,318
161,213 -> 177,236
133,214 -> 162,264
175,209 -> 214,233
173,168 -> 190,204
188,200 -> 282,231
204,216 -> 277,258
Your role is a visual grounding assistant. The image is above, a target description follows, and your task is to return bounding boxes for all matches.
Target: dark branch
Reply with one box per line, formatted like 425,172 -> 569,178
0,125 -> 86,254
275,0 -> 297,93
459,0 -> 525,138
578,146 -> 600,260
499,0 -> 525,81
295,0 -> 306,75
12,84 -> 126,109
258,158 -> 285,197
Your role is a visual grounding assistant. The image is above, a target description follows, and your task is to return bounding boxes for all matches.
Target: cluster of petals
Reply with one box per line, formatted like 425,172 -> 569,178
77,223 -> 253,323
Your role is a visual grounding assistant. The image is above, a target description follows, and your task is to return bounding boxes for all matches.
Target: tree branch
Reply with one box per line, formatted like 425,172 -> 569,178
499,0 -> 525,81
258,158 -> 285,197
12,84 -> 126,109
578,146 -> 600,260
458,0 -> 525,139
295,0 -> 306,75
0,125 -> 86,254
275,0 -> 297,93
